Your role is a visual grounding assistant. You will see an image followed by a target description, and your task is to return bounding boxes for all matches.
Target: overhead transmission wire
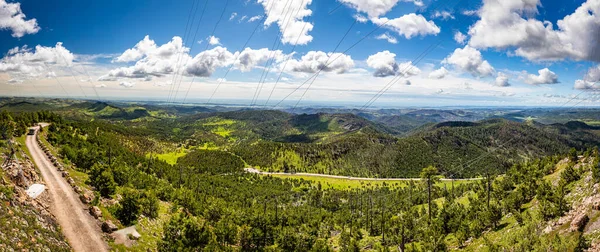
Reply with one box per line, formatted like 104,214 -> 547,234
199,0 -> 278,105
170,0 -> 212,103
269,0 -> 455,109
43,62 -> 70,99
263,16 -> 311,108
291,18 -> 357,110
359,0 -> 469,110
166,0 -> 200,103
166,0 -> 203,104
250,0 -> 296,107
249,0 -> 294,107
173,0 -> 230,104
79,63 -> 101,100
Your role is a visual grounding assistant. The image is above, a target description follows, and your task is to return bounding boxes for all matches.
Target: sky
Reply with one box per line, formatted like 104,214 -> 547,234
0,0 -> 600,108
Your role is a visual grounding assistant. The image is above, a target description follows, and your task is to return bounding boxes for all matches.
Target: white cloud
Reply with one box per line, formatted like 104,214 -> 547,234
453,31 -> 467,44
354,14 -> 368,23
247,15 -> 262,22
0,42 -> 74,77
432,11 -> 454,20
103,36 -> 190,80
119,81 -> 135,88
402,79 -> 411,85
185,46 -> 235,77
584,65 -> 600,82
95,83 -> 107,88
375,33 -> 398,44
286,51 -> 354,74
462,10 -> 478,16
371,14 -> 440,39
428,67 -> 449,79
524,68 -> 559,85
366,50 -> 420,77
45,71 -> 56,78
208,35 -> 221,46
113,35 -> 158,63
234,47 -> 285,72
217,78 -> 226,83
442,45 -> 494,77
229,12 -> 237,21
239,15 -> 248,23
0,0 -> 40,38
7,78 -> 22,84
495,72 -> 510,87
339,0 -> 423,18
575,79 -> 600,90
468,0 -> 600,62
257,0 -> 313,45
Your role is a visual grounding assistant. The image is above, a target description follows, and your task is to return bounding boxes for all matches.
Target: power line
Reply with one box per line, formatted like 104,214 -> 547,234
166,0 -> 203,104
291,19 -> 358,110
43,62 -> 70,99
199,0 -> 278,105
170,0 -> 211,103
263,17 -> 311,108
173,0 -> 230,104
269,0 -> 456,108
250,0 -> 296,107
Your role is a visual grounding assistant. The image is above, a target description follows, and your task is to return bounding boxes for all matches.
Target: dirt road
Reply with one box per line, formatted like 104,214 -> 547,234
26,131 -> 108,252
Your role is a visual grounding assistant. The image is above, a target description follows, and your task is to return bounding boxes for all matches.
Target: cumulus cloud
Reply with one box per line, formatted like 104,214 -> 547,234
375,33 -> 398,44
95,83 -> 107,88
584,65 -> 600,83
468,0 -> 600,62
428,67 -> 449,79
339,0 -> 423,18
432,11 -> 454,20
366,50 -> 420,77
185,46 -> 235,77
258,0 -> 313,45
0,0 -> 40,38
234,47 -> 285,72
524,68 -> 559,85
0,42 -> 74,77
574,79 -> 599,90
371,14 -> 440,39
402,79 -> 411,85
442,45 -> 494,77
495,72 -> 510,87
454,31 -> 467,44
119,81 -> 135,88
229,12 -> 237,21
103,36 -> 190,80
286,51 -> 354,74
208,36 -> 221,46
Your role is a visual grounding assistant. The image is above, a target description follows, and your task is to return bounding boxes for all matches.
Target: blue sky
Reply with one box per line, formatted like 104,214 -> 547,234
0,0 -> 599,107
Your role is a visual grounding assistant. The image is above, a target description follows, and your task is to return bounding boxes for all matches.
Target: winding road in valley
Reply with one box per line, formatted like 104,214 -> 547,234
244,168 -> 482,181
26,128 -> 108,252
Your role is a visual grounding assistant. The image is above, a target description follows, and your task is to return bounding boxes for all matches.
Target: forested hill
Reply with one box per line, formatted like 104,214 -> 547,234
233,118 -> 600,178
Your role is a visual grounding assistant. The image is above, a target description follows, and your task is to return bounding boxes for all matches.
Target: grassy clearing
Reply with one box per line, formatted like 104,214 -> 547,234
202,118 -> 236,126
211,126 -> 233,138
148,148 -> 188,165
266,174 -> 473,190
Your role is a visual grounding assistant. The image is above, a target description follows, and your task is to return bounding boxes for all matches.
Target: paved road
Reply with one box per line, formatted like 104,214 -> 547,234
26,129 -> 108,252
244,168 -> 482,181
